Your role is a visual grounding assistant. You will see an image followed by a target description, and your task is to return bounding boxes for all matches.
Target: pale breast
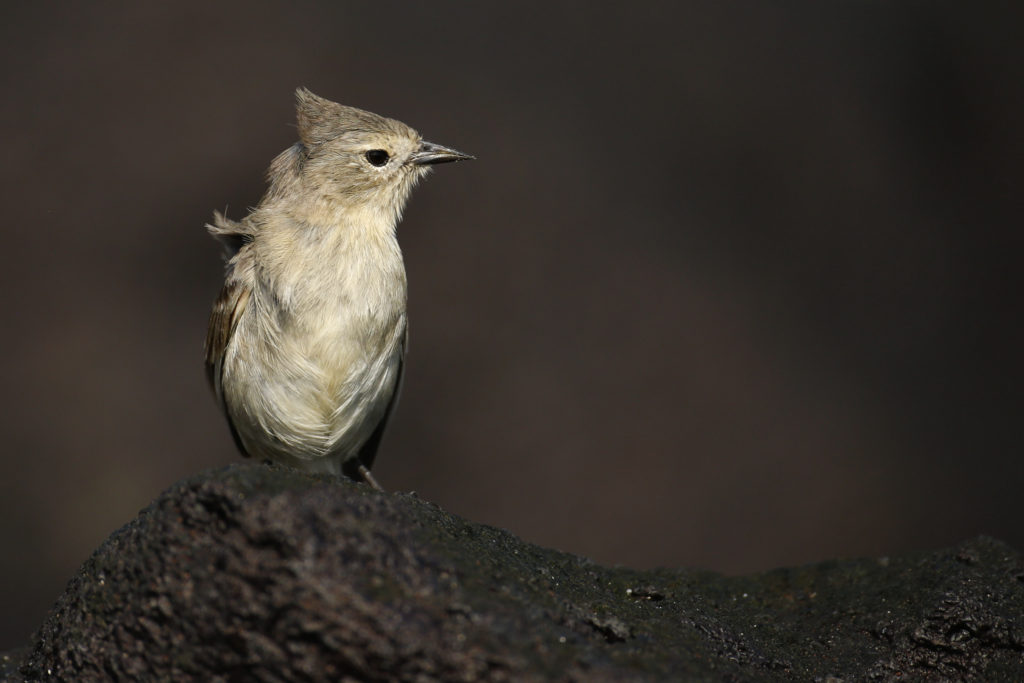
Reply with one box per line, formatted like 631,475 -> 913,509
221,207 -> 409,473
223,285 -> 406,472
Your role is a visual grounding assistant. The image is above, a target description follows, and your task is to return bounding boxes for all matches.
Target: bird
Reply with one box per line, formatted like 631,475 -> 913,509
204,88 -> 472,490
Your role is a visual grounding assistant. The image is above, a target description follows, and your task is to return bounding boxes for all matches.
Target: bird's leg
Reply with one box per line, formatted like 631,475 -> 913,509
358,464 -> 385,492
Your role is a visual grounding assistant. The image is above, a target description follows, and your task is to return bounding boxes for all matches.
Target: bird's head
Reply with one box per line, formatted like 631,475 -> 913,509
282,88 -> 472,224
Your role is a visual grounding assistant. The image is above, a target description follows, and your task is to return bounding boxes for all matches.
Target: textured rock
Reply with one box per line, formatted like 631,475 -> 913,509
7,464 -> 1024,681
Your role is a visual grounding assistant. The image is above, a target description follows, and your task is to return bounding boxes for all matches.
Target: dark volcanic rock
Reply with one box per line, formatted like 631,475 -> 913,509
8,464 -> 1024,681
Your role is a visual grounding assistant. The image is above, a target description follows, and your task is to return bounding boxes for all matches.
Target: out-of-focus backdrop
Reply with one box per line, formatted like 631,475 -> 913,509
2,2 -> 1021,649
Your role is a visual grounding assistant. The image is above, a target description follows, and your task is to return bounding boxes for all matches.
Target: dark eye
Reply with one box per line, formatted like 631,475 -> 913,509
365,149 -> 390,167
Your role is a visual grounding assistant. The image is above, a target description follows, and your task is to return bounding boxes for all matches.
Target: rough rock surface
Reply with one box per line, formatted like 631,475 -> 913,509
6,464 -> 1024,681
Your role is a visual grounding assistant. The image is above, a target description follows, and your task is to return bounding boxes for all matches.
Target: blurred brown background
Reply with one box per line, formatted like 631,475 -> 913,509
1,2 -> 1021,649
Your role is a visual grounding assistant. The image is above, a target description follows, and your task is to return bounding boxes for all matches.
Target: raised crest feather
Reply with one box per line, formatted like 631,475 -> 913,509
294,87 -> 402,146
294,87 -> 343,146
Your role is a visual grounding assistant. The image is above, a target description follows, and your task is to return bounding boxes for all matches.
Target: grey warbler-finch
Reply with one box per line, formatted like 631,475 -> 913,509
205,88 -> 472,490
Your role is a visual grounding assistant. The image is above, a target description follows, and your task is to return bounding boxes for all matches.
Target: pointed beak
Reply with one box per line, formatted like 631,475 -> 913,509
410,140 -> 474,165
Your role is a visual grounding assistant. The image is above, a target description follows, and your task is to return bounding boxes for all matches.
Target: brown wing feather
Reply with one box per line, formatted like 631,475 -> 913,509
204,277 -> 252,456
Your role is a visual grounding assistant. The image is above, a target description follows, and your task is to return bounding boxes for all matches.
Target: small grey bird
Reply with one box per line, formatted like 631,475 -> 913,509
205,88 -> 472,490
